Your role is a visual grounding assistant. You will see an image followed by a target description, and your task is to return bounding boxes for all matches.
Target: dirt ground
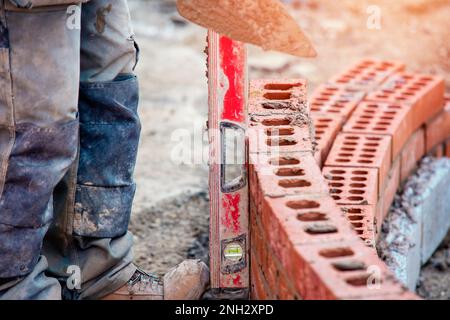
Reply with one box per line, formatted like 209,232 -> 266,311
417,231 -> 450,300
127,0 -> 450,297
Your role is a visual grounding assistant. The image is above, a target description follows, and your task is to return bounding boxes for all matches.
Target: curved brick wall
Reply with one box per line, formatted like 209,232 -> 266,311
248,59 -> 450,300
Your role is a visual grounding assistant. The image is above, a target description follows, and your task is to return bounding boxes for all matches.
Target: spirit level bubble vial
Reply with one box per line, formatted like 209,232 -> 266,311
207,30 -> 249,295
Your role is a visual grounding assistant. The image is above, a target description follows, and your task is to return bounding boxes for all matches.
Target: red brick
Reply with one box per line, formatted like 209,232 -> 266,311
250,253 -> 272,300
312,114 -> 342,167
292,240 -> 409,299
309,83 -> 364,121
261,249 -> 279,294
425,104 -> 450,152
247,75 -> 420,301
314,149 -> 322,167
250,252 -> 260,299
340,205 -> 377,247
252,152 -> 329,198
429,143 -> 445,158
251,197 -> 297,300
325,133 -> 392,194
330,59 -> 405,91
400,128 -> 425,181
437,144 -> 445,158
248,115 -> 313,154
250,209 -> 267,270
258,197 -> 296,275
366,72 -> 445,130
322,166 -> 379,206
257,193 -> 361,291
375,158 -> 401,236
278,272 -> 298,300
260,194 -> 357,264
446,138 -> 450,158
343,101 -> 414,159
250,152 -> 306,210
250,79 -> 306,98
249,79 -> 307,116
249,168 -> 262,214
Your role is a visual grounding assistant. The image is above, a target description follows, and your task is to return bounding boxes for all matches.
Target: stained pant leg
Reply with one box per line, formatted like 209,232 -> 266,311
0,2 -> 81,299
43,0 -> 140,300
0,256 -> 60,300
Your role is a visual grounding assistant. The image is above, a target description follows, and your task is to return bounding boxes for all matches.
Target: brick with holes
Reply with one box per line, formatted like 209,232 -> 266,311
309,84 -> 365,121
314,150 -> 322,168
250,166 -> 300,301
252,152 -> 329,198
322,166 -> 379,206
250,79 -> 307,99
366,72 -> 445,129
248,115 -> 313,154
260,194 -> 357,265
291,240 -> 413,299
250,200 -> 267,268
425,101 -> 450,153
329,59 -> 405,92
324,133 -> 392,194
429,143 -> 445,158
258,193 -> 358,281
250,214 -> 271,299
250,153 -> 303,168
376,158 -> 401,236
249,79 -> 307,116
261,247 -> 282,295
278,271 -> 298,300
250,152 -> 303,207
343,101 -> 415,159
340,205 -> 376,247
312,114 -> 342,167
250,253 -> 272,300
249,161 -> 262,213
446,139 -> 450,158
400,128 -> 425,182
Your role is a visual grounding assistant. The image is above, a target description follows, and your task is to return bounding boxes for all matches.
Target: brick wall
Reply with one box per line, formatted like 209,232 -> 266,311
248,59 -> 449,300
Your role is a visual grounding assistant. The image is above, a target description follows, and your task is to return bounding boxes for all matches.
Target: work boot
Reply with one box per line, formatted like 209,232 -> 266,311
164,260 -> 210,300
101,260 -> 209,300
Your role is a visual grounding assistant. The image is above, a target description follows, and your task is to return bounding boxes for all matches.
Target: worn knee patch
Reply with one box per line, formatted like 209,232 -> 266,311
73,184 -> 136,238
73,75 -> 140,238
0,121 -> 79,228
0,120 -> 78,278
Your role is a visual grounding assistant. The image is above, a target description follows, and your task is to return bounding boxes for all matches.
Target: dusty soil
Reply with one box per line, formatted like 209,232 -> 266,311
417,232 -> 450,300
127,0 -> 450,294
131,190 -> 209,274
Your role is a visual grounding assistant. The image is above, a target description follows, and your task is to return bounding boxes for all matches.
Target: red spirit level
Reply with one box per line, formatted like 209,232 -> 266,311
207,30 -> 249,297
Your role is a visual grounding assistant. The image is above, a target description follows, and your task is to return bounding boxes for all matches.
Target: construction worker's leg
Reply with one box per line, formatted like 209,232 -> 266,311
44,0 -> 139,300
0,2 -> 80,299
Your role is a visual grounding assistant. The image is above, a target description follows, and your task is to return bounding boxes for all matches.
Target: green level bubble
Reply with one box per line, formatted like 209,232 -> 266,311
224,243 -> 243,261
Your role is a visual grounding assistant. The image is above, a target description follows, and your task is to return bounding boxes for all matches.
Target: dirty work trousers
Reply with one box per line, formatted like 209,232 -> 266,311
0,0 -> 140,299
